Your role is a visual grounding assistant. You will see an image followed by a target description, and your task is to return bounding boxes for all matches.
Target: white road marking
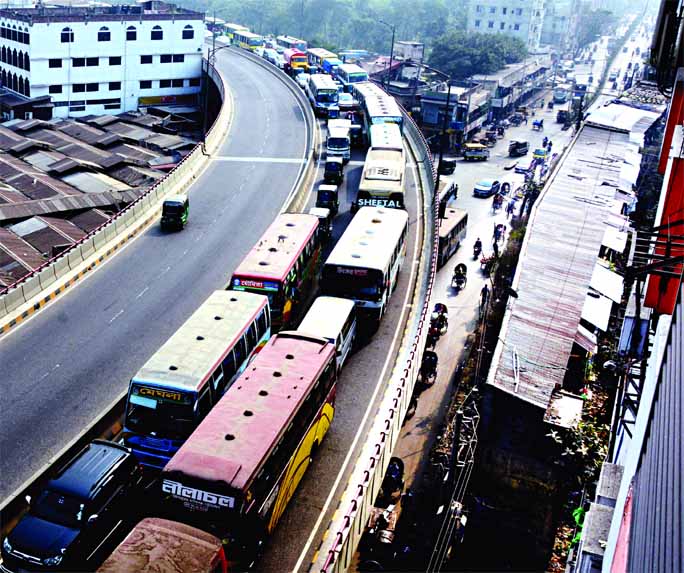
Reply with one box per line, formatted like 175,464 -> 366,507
39,363 -> 60,381
136,286 -> 149,299
109,309 -> 124,324
212,156 -> 304,163
293,149 -> 423,572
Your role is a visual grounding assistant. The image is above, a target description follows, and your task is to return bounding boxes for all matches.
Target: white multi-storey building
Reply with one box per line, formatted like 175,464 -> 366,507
541,0 -> 579,55
467,0 -> 546,52
0,0 -> 203,118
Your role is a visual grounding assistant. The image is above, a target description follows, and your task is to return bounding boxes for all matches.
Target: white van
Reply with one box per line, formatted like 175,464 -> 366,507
297,296 -> 357,372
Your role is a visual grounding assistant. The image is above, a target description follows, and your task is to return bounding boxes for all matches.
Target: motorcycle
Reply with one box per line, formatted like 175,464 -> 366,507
451,263 -> 468,291
473,241 -> 482,260
430,303 -> 448,335
420,350 -> 439,386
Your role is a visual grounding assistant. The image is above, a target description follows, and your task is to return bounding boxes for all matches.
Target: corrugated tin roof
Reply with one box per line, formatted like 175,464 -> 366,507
56,120 -> 107,145
0,225 -> 45,282
487,125 -> 640,411
68,208 -> 110,232
107,143 -> 162,165
0,125 -> 26,150
0,154 -> 81,199
107,164 -> 163,187
62,171 -> 132,194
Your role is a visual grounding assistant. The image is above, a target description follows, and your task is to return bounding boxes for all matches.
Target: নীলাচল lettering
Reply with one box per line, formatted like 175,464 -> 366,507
162,480 -> 235,508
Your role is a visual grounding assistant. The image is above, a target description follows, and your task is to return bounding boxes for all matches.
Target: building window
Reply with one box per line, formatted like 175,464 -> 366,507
172,78 -> 184,87
173,54 -> 184,62
21,29 -> 29,44
49,58 -> 62,68
514,23 -> 520,30
109,56 -> 121,66
189,77 -> 200,87
182,25 -> 194,39
502,7 -> 507,14
516,8 -> 523,15
11,27 -> 17,42
475,19 -> 481,27
104,103 -> 120,110
49,84 -> 62,94
126,25 -> 136,41
159,79 -> 171,88
109,81 -> 121,90
73,57 -> 85,67
489,6 -> 496,12
25,82 -> 29,97
98,26 -> 110,42
476,5 -> 483,12
160,54 -> 172,63
70,105 -> 86,112
140,80 -> 152,89
86,83 -> 98,92
151,25 -> 163,41
500,22 -> 505,29
488,20 -> 494,28
24,54 -> 29,71
86,57 -> 98,67
73,83 -> 86,93
140,55 -> 152,64
61,27 -> 74,43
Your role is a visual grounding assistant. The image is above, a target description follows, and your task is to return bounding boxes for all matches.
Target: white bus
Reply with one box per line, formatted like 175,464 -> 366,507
369,123 -> 403,155
297,296 -> 357,372
322,207 -> 409,322
355,148 -> 405,211
123,291 -> 271,469
277,34 -> 307,52
336,63 -> 369,92
306,74 -> 340,117
438,207 -> 468,268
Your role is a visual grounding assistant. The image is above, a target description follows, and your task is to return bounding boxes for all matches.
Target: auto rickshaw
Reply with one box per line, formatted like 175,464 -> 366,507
324,156 -> 344,185
308,207 -> 333,241
316,184 -> 339,215
160,194 -> 189,231
508,139 -> 529,157
533,148 -> 547,161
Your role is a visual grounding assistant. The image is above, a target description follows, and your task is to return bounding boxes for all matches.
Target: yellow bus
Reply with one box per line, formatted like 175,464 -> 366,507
234,30 -> 263,51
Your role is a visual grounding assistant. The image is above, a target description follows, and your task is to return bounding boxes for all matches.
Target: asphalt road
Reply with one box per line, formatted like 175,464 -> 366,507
0,48 -> 310,501
257,122 -> 423,573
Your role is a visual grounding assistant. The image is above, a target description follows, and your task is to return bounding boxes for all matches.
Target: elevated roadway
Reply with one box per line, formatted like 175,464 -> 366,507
0,47 -> 311,500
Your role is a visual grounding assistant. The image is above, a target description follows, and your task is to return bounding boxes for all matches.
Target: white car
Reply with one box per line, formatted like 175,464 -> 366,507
296,73 -> 310,89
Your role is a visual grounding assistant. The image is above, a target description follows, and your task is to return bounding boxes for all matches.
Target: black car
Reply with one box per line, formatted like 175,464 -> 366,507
1,440 -> 142,572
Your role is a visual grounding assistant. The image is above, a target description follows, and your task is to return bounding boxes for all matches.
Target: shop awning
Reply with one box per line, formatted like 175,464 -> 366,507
602,227 -> 628,253
582,291 -> 614,331
575,323 -> 598,354
590,262 -> 624,303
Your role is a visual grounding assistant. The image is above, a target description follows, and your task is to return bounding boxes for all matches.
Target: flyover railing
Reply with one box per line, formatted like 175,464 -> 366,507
310,102 -> 439,572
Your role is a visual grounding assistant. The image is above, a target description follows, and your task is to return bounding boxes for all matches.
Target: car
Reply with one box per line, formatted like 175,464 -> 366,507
337,92 -> 359,112
296,73 -> 310,89
272,54 -> 285,69
1,440 -> 142,572
254,46 -> 265,58
263,48 -> 278,64
473,179 -> 501,198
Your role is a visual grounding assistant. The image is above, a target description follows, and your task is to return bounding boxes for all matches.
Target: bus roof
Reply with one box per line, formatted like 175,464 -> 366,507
439,208 -> 468,239
226,23 -> 248,31
163,332 -> 335,492
369,123 -> 403,152
232,213 -> 319,283
353,82 -> 386,101
324,207 -> 409,272
283,48 -> 306,60
132,291 -> 268,393
365,96 -> 403,120
237,30 -> 262,40
338,63 -> 367,75
359,148 -> 404,193
97,518 -> 223,573
307,48 -> 337,59
297,296 -> 355,343
310,74 -> 339,90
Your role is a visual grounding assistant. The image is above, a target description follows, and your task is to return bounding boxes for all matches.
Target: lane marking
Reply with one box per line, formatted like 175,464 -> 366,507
135,286 -> 149,299
109,309 -> 124,324
293,148 -> 423,573
212,156 -> 304,164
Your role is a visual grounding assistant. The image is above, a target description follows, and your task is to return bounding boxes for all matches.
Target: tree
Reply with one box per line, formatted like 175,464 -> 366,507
576,9 -> 615,51
430,31 -> 527,79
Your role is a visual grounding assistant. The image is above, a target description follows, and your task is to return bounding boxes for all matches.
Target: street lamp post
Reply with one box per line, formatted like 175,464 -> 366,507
377,19 -> 395,91
434,76 -> 452,193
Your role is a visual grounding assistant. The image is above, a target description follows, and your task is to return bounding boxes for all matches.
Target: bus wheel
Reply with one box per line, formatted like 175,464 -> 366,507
309,440 -> 319,463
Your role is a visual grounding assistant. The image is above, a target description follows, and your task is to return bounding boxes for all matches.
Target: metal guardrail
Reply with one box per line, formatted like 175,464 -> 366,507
0,51 -> 317,536
0,60 -> 230,322
310,104 -> 438,573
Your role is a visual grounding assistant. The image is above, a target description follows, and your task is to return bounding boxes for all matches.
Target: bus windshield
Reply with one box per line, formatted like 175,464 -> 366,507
317,90 -> 338,103
125,383 -> 197,441
328,137 -> 348,150
322,266 -> 382,301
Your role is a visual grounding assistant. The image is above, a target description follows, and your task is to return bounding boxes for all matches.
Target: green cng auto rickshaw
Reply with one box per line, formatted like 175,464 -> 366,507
161,194 -> 189,230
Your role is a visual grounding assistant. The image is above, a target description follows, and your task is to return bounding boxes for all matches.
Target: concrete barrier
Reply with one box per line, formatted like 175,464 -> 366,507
21,275 -> 42,302
0,295 -> 7,319
92,229 -> 107,251
37,266 -> 57,291
3,288 -> 25,313
103,222 -> 118,243
80,237 -> 95,260
66,247 -> 84,271
53,256 -> 70,281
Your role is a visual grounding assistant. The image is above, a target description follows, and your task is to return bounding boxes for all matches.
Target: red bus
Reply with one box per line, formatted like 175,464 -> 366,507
98,518 -> 228,573
229,214 -> 322,331
159,332 -> 337,569
283,48 -> 308,73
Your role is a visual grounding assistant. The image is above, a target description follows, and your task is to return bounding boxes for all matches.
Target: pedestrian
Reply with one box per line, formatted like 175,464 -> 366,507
506,199 -> 516,218
543,136 -> 548,148
493,241 -> 500,258
524,115 -> 528,125
548,140 -> 553,150
493,224 -> 500,243
480,283 -> 490,311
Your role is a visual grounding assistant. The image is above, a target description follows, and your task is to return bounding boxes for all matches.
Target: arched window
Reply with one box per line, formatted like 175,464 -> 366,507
11,25 -> 17,42
11,72 -> 17,92
0,26 -> 6,39
25,80 -> 29,97
18,76 -> 23,95
17,51 -> 22,69
1,47 -> 6,64
11,49 -> 17,68
98,26 -> 110,42
150,25 -> 162,41
182,24 -> 194,39
61,27 -> 74,43
126,25 -> 136,41
1,70 -> 6,87
24,54 -> 29,71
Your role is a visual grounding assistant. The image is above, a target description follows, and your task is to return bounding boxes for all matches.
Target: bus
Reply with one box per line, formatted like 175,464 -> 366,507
225,23 -> 249,44
336,63 -> 369,92
306,74 -> 340,117
355,147 -> 405,211
438,207 -> 468,268
97,518 -> 228,573
307,47 -> 337,69
297,296 -> 357,372
369,123 -> 403,155
322,207 -> 409,322
159,332 -> 337,568
229,213 -> 322,331
282,48 -> 308,73
553,82 -> 572,104
123,291 -> 271,469
234,30 -> 263,51
353,82 -> 404,138
277,34 -> 307,52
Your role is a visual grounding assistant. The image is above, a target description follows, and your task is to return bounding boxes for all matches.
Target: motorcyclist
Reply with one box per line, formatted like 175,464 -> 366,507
474,237 -> 482,256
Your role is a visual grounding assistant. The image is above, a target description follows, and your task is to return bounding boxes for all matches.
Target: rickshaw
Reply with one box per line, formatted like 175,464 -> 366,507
485,129 -> 498,144
316,183 -> 339,215
452,263 -> 467,291
160,194 -> 189,231
508,139 -> 529,157
510,113 -> 524,126
532,118 -> 544,131
324,156 -> 344,184
463,143 -> 490,161
308,207 -> 333,241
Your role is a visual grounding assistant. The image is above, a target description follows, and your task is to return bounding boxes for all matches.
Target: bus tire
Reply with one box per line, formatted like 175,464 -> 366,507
309,440 -> 319,463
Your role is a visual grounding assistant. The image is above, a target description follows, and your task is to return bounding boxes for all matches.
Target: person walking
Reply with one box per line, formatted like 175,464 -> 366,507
493,241 -> 500,258
506,199 -> 516,218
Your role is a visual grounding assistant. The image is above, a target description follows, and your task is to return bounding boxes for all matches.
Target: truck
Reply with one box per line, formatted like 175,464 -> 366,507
326,118 -> 352,163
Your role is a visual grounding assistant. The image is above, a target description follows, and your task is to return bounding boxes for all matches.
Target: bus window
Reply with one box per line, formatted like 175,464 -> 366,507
223,351 -> 238,386
234,336 -> 247,365
247,323 -> 258,350
197,388 -> 212,421
212,368 -> 226,395
257,310 -> 268,337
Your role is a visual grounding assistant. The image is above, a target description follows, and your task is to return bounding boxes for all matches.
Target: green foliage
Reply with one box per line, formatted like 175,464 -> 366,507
547,420 -> 609,484
576,9 -> 616,50
180,0 -> 466,53
429,31 -> 527,79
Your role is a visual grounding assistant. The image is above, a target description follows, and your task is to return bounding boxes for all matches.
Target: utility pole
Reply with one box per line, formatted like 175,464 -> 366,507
434,77 -> 452,192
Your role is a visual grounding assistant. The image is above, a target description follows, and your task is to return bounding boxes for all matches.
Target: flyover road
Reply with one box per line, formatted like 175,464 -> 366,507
0,48 -> 311,501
